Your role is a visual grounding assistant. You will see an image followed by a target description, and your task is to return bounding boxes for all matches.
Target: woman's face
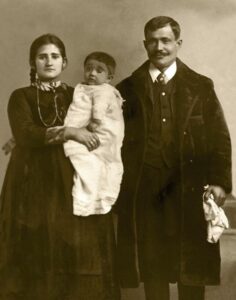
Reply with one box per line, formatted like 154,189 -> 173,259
34,44 -> 66,82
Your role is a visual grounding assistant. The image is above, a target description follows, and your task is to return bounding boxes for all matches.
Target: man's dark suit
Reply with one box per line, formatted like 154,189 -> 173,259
116,58 -> 232,291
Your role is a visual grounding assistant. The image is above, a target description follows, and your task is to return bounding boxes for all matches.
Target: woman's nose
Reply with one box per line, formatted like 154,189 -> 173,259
46,57 -> 52,65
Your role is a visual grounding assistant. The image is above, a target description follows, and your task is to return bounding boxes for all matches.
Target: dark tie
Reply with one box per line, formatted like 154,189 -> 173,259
156,72 -> 166,85
153,72 -> 166,99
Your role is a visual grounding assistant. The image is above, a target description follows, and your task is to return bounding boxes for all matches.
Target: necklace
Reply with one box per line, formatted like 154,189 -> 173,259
36,86 -> 64,127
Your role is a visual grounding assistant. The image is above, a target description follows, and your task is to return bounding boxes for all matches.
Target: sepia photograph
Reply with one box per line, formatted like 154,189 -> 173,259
0,0 -> 236,299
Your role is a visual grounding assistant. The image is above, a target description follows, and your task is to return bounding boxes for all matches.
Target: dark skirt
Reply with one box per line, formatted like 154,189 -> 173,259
0,146 -> 120,300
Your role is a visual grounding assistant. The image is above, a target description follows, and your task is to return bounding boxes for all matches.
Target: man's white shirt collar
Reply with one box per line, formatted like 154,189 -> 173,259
149,61 -> 177,83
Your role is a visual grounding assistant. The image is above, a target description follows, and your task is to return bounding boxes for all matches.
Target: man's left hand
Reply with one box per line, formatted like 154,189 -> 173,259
204,185 -> 226,207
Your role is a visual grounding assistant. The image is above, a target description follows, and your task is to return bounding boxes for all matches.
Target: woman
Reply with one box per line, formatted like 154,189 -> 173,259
0,34 -> 120,300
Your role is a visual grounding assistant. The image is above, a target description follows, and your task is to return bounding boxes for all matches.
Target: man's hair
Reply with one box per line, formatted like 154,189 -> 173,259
144,16 -> 181,40
84,51 -> 116,75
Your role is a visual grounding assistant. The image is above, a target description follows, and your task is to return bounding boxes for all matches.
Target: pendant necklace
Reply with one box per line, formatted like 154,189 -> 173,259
36,86 -> 63,127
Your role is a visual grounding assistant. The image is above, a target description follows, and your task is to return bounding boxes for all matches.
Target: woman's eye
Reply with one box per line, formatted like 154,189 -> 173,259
38,55 -> 46,60
52,55 -> 61,59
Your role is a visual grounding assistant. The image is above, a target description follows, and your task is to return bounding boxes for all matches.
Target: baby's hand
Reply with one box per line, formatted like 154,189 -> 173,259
87,119 -> 102,132
2,137 -> 16,155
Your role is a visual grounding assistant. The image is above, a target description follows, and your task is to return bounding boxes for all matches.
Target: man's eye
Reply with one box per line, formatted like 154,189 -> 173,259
147,39 -> 157,45
162,39 -> 170,43
97,68 -> 103,73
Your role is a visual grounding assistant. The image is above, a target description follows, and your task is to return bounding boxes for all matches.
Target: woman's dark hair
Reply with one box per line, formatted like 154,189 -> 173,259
84,51 -> 116,75
144,16 -> 181,40
29,33 -> 67,83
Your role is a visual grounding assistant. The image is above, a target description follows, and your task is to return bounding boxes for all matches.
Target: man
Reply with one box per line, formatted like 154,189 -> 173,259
116,16 -> 232,300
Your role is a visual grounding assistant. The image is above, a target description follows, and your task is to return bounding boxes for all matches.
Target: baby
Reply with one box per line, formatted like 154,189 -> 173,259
63,52 -> 124,216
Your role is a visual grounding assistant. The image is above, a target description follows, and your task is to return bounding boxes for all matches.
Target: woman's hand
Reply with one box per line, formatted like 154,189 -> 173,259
46,126 -> 100,151
2,137 -> 16,155
64,127 -> 100,151
45,126 -> 65,144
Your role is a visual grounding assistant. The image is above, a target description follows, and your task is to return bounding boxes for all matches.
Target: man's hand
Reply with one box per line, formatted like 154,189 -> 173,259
204,185 -> 226,207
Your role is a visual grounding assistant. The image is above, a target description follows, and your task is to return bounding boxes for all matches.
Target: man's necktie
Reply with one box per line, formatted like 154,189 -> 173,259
156,72 -> 166,85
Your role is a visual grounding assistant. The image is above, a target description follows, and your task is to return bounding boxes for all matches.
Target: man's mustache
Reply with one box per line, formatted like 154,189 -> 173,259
151,51 -> 168,56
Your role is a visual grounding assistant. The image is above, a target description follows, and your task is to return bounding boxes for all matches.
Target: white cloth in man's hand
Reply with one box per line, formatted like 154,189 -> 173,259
203,194 -> 229,243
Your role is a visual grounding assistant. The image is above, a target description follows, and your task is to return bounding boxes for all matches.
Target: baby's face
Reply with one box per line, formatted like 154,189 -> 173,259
84,59 -> 112,85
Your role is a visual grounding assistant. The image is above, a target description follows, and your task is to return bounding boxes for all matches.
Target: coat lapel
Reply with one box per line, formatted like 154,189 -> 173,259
128,59 -> 200,141
129,61 -> 153,134
130,61 -> 153,104
175,59 -> 200,140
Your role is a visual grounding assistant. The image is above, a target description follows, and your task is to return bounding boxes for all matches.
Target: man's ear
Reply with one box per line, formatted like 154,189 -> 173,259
177,39 -> 183,48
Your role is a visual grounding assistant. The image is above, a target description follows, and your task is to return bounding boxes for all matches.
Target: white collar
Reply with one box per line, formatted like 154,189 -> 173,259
149,61 -> 177,83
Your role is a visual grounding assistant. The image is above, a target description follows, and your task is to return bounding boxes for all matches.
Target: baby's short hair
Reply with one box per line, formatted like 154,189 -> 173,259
84,51 -> 116,75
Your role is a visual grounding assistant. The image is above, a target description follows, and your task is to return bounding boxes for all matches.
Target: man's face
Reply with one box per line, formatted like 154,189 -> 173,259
144,24 -> 182,71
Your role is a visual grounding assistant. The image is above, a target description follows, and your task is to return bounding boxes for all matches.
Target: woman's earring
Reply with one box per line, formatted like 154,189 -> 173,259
62,59 -> 67,70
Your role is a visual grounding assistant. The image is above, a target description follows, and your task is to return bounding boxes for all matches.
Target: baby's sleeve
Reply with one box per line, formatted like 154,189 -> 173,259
92,88 -> 111,121
64,84 -> 91,128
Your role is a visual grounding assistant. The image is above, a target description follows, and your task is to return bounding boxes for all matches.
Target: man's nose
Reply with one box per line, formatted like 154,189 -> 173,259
156,41 -> 164,50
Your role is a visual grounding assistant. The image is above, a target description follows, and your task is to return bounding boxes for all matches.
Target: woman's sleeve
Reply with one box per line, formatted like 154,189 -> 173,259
8,89 -> 47,147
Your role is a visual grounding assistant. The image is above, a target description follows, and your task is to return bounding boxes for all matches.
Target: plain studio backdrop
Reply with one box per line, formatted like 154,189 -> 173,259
0,0 -> 236,299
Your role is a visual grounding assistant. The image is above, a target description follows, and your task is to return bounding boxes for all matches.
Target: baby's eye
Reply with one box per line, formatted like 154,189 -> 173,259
97,67 -> 104,73
85,66 -> 92,72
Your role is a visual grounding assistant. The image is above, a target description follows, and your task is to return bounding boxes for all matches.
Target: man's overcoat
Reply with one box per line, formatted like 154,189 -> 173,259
116,59 -> 232,287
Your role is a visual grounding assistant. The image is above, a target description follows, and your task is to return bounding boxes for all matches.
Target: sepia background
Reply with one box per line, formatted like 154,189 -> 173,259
0,0 -> 236,299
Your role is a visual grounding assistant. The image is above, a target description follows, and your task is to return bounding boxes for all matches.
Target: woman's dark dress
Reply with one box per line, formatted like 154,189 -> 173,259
0,86 -> 120,300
